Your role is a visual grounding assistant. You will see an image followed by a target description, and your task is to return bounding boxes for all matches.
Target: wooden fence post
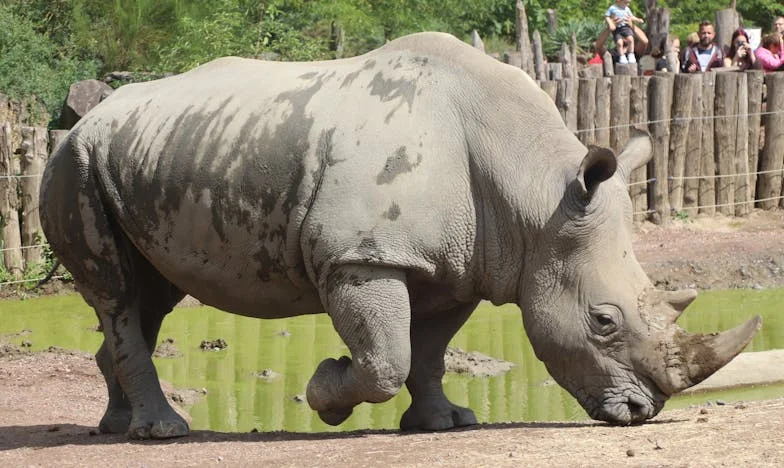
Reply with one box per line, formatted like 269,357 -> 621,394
683,74 -> 703,215
561,43 -> 574,79
733,72 -> 750,216
699,73 -> 717,215
758,73 -> 784,208
667,74 -> 697,212
578,78 -> 597,146
746,70 -> 764,201
532,31 -> 547,82
471,30 -> 485,52
714,73 -> 738,215
539,80 -> 558,103
629,76 -> 650,221
49,130 -> 69,156
515,0 -> 534,77
0,121 -> 23,278
594,77 -> 611,148
556,78 -> 578,131
19,126 -> 48,267
648,74 -> 674,224
610,75 -> 632,154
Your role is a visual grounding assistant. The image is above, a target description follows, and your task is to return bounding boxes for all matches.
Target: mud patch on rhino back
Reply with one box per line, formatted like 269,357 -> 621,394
376,146 -> 422,185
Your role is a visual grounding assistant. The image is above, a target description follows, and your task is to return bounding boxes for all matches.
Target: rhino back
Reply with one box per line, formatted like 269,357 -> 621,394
73,39 -> 481,316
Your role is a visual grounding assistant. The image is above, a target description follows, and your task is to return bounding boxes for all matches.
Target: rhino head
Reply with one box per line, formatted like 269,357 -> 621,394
518,130 -> 761,425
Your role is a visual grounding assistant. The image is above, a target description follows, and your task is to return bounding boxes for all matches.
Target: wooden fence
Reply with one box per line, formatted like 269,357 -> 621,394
1,70 -> 784,281
538,70 -> 784,225
0,124 -> 66,279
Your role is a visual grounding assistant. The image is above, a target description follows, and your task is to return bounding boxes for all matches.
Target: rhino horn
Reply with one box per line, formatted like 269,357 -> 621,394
661,315 -> 762,395
656,288 -> 697,323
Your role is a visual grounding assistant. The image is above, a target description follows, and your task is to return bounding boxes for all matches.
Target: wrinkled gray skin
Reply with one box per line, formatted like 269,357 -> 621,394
40,32 -> 760,439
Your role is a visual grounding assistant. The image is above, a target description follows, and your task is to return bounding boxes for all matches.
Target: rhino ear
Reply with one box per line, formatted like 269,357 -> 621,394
617,127 -> 653,182
577,145 -> 617,199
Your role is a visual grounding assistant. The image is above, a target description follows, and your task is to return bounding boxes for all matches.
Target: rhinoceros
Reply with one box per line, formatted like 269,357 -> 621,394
40,32 -> 760,439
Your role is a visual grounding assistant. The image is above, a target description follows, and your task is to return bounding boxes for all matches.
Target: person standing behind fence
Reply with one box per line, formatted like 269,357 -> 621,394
605,0 -> 644,64
682,21 -> 724,73
724,28 -> 758,70
773,16 -> 784,34
755,32 -> 784,73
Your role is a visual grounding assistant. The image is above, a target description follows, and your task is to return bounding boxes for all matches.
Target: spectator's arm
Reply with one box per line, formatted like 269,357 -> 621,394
605,15 -> 616,31
755,47 -> 784,70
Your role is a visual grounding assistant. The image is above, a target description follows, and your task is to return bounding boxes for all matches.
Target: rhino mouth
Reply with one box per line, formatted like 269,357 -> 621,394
584,377 -> 667,425
591,393 -> 665,425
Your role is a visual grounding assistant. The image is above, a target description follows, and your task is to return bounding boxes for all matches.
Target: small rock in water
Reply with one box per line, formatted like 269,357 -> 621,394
200,338 -> 228,351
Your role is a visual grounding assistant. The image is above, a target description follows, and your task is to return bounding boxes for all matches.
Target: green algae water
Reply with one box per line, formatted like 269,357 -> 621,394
1,289 -> 782,432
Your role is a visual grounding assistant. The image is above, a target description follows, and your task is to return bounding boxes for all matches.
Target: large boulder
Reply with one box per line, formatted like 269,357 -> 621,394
60,79 -> 113,129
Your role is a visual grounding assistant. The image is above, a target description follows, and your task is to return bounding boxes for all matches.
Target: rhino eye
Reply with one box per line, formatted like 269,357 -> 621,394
589,308 -> 620,336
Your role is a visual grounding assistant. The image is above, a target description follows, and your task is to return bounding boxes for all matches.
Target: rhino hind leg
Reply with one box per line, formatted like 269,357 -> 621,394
96,271 -> 185,435
306,266 -> 412,425
41,138 -> 187,439
89,242 -> 186,439
400,302 -> 478,430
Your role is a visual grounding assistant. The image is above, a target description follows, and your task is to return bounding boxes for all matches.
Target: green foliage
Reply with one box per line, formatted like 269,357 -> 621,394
541,18 -> 607,60
156,0 -> 262,71
0,4 -> 97,125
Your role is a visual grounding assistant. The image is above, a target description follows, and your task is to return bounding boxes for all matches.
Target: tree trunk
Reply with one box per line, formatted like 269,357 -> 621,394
0,121 -> 23,278
715,9 -> 740,52
546,9 -> 558,33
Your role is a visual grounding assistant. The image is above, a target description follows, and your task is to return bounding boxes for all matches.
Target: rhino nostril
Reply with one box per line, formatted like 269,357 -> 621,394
627,398 -> 650,423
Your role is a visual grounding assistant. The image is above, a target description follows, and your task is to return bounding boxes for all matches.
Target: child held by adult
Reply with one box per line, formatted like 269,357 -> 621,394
605,0 -> 644,64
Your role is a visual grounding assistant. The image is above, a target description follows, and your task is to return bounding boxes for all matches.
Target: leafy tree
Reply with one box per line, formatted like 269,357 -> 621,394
0,4 -> 97,124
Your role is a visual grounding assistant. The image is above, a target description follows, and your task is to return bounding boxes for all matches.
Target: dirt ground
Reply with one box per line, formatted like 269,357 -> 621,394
2,210 -> 784,467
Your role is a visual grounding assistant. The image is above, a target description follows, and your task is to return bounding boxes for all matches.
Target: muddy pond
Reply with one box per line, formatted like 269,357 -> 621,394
2,289 -> 782,433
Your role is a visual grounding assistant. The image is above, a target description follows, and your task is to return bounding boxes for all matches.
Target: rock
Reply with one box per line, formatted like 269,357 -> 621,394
444,346 -> 514,377
199,338 -> 228,351
60,79 -> 114,129
153,338 -> 181,358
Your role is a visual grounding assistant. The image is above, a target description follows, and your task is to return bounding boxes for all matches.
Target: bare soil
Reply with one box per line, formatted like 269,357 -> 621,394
2,210 -> 784,467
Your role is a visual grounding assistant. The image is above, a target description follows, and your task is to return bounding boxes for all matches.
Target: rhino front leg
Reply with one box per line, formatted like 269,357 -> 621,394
401,301 -> 479,430
307,266 -> 411,425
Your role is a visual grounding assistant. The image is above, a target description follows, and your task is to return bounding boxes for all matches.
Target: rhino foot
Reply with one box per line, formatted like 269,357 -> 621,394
98,409 -> 132,434
128,414 -> 189,440
400,402 -> 477,431
317,407 -> 354,426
